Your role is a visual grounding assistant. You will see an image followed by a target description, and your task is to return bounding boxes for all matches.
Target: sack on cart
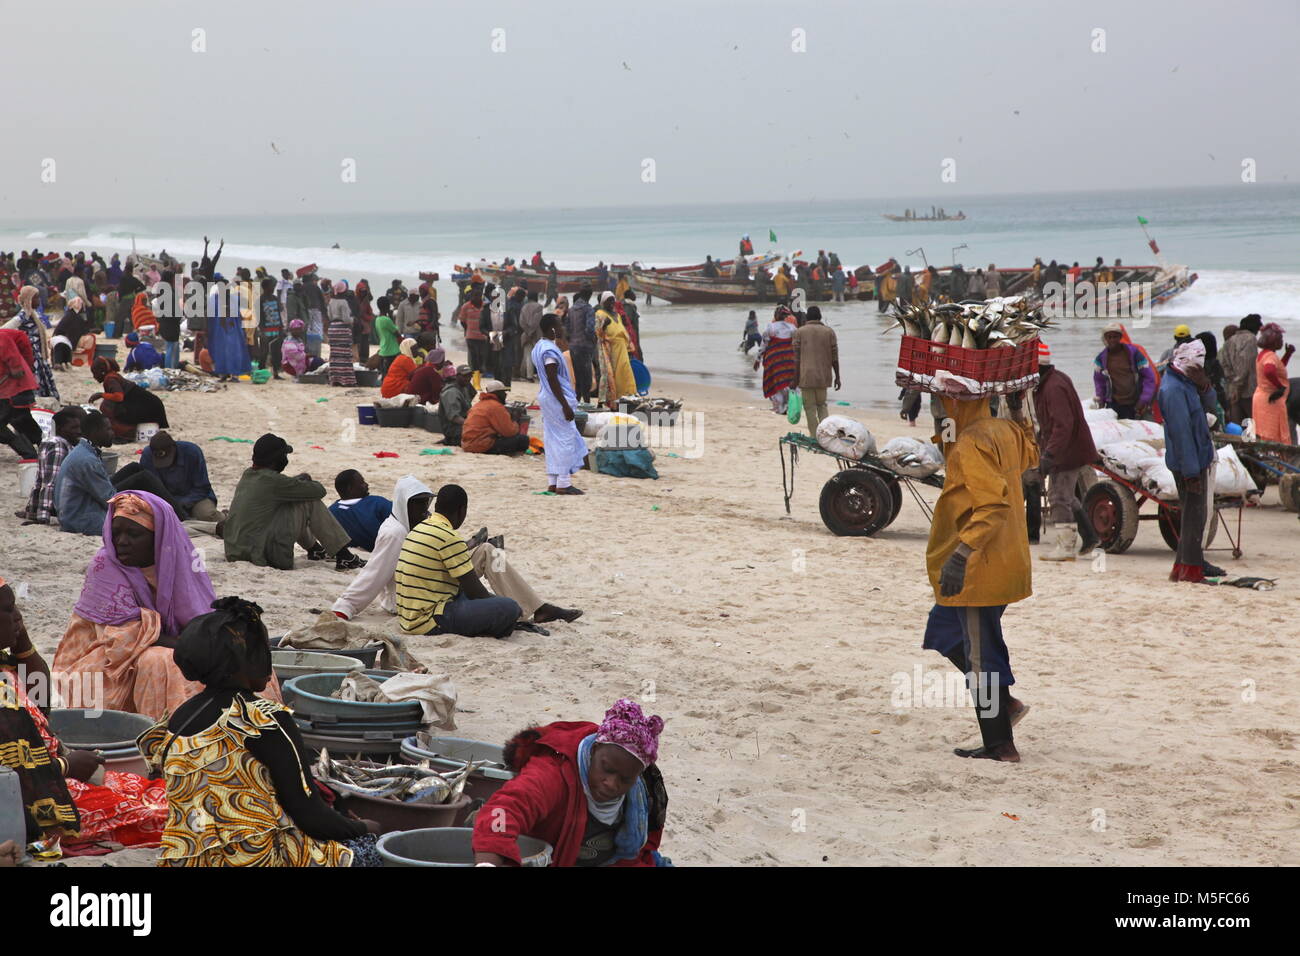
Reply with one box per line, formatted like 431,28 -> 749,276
816,416 -> 876,460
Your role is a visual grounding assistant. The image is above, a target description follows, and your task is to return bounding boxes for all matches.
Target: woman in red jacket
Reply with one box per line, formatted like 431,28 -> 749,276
472,699 -> 671,867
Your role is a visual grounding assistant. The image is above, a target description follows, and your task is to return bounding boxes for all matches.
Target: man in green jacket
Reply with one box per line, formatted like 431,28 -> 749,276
223,433 -> 366,571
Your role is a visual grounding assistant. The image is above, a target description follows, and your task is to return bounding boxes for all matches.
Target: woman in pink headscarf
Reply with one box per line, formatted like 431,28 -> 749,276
327,279 -> 357,386
52,491 -> 281,719
1252,323 -> 1294,444
472,699 -> 671,867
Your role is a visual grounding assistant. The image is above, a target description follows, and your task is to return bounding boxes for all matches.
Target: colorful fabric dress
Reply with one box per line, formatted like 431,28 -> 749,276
139,696 -> 354,867
1252,349 -> 1292,443
327,299 -> 356,386
2,669 -> 167,848
14,308 -> 58,401
760,320 -> 796,402
281,335 -> 308,377
0,668 -> 79,844
596,311 -> 637,405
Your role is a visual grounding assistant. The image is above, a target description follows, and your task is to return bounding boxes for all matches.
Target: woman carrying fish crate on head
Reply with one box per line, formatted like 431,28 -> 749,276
139,598 -> 384,867
472,699 -> 672,867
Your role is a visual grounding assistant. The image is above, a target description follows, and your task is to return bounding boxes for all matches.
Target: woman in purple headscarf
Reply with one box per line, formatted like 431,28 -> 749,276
52,491 -> 281,719
472,698 -> 672,867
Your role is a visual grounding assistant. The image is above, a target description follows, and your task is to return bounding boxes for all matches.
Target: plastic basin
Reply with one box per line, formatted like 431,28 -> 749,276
357,405 -> 378,425
269,637 -> 383,670
47,709 -> 154,750
338,792 -> 470,835
272,650 -> 363,682
377,827 -> 552,867
281,672 -> 422,722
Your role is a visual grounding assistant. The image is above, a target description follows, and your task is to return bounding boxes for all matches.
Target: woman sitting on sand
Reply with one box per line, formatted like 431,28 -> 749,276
139,597 -> 379,867
88,356 -> 169,441
379,338 -> 426,398
472,698 -> 671,867
53,491 -> 281,720
50,295 -> 91,370
1,578 -> 168,855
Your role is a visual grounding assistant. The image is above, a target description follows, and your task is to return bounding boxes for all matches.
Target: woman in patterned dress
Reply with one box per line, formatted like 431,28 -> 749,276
327,280 -> 356,386
140,598 -> 380,867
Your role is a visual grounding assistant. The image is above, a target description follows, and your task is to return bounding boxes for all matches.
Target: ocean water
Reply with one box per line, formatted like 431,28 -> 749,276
4,184 -> 1297,411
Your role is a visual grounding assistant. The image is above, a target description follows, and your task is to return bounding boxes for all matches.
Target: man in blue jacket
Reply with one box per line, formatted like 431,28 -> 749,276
328,469 -> 392,552
1158,339 -> 1223,582
137,431 -> 220,520
54,412 -> 178,533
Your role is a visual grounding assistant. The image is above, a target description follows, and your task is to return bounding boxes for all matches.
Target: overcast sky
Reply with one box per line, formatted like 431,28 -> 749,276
4,0 -> 1296,218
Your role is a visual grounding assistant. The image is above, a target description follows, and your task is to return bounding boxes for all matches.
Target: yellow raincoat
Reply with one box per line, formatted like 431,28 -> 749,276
926,397 -> 1039,607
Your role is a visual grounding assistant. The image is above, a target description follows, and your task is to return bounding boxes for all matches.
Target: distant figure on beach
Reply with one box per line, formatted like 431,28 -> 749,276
1220,313 -> 1260,424
1252,322 -> 1293,444
755,305 -> 796,414
702,256 -> 719,278
1093,324 -> 1155,420
1159,340 -> 1223,583
740,311 -> 761,353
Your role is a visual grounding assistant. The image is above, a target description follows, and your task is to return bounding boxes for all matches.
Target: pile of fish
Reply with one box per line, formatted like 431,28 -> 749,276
884,296 -> 1052,349
313,749 -> 481,805
617,396 -> 682,417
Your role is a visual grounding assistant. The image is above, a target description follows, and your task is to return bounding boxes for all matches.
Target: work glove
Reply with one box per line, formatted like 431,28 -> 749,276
939,550 -> 968,597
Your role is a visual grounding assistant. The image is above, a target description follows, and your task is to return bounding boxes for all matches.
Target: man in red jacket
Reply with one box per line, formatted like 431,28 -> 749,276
1032,341 -> 1100,560
472,699 -> 671,867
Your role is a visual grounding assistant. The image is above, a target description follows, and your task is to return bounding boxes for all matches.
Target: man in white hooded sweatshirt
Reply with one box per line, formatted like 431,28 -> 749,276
332,475 -> 582,625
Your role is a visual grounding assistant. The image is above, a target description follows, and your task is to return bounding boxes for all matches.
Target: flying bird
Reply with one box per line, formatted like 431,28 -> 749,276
622,61 -> 631,71
1171,65 -> 1179,72
270,142 -> 281,155
1012,109 -> 1020,116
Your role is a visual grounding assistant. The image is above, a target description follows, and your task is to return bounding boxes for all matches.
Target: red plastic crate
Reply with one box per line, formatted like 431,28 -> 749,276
896,334 -> 1039,397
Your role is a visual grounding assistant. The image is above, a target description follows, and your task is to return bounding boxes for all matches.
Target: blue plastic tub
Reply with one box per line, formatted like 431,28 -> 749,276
357,405 -> 378,425
630,358 -> 651,395
282,672 -> 422,722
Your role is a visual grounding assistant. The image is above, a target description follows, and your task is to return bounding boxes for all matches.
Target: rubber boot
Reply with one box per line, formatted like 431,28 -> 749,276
1039,523 -> 1078,561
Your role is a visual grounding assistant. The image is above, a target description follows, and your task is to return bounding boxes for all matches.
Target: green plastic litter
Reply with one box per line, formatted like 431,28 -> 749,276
533,491 -> 556,496
666,452 -> 680,458
211,436 -> 254,443
836,401 -> 852,406
419,448 -> 453,455
651,505 -> 660,511
316,397 -> 330,403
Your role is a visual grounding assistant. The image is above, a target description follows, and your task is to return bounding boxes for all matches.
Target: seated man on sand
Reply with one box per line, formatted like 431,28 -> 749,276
223,433 -> 366,571
462,379 -> 529,455
328,469 -> 392,553
134,431 -> 222,521
334,477 -> 581,626
54,411 -> 181,535
394,484 -> 581,638
438,364 -> 476,446
17,405 -> 84,524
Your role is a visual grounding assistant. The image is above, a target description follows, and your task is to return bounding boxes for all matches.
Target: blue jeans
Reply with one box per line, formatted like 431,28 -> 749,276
164,340 -> 181,369
430,592 -> 520,638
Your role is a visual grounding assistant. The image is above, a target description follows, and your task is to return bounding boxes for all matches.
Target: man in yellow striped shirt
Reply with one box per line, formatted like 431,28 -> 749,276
394,484 -> 521,638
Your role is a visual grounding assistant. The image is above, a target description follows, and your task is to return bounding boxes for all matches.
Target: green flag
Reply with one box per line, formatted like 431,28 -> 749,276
769,228 -> 778,243
1136,215 -> 1149,225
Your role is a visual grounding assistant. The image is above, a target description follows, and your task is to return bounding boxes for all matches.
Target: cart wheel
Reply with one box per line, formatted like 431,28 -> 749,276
1161,505 -> 1220,551
819,469 -> 893,537
1084,480 -> 1139,554
885,477 -> 903,527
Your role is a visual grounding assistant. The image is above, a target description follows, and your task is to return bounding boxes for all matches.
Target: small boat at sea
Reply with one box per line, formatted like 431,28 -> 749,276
881,211 -> 967,222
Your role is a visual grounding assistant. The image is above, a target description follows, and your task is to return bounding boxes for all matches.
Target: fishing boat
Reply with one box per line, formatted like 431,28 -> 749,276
475,252 -> 783,296
882,211 -> 967,222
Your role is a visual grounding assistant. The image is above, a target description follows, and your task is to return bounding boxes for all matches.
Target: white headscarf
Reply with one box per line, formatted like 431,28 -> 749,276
1172,339 -> 1206,374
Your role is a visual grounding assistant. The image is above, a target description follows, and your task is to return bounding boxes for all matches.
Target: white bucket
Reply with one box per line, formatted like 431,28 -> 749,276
136,422 -> 160,442
18,461 -> 38,497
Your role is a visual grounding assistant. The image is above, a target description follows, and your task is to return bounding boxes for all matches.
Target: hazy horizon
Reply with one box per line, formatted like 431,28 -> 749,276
5,0 -> 1296,219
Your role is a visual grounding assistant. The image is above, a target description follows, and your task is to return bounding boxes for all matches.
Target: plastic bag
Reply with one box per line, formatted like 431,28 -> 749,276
595,447 -> 659,479
879,436 -> 944,477
816,415 -> 876,460
786,390 -> 803,425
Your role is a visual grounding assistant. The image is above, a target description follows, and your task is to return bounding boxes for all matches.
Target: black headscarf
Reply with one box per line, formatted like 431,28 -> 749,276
174,597 -> 272,688
1195,331 -> 1218,363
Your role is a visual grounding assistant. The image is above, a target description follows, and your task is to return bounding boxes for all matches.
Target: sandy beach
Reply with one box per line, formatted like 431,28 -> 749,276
7,344 -> 1299,868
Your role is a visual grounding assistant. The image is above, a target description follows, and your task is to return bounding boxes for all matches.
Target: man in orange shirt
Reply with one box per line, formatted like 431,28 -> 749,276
461,380 -> 529,455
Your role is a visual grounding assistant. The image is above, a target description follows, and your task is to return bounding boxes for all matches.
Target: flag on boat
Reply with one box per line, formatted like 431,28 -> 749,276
769,228 -> 778,243
1136,215 -> 1149,225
